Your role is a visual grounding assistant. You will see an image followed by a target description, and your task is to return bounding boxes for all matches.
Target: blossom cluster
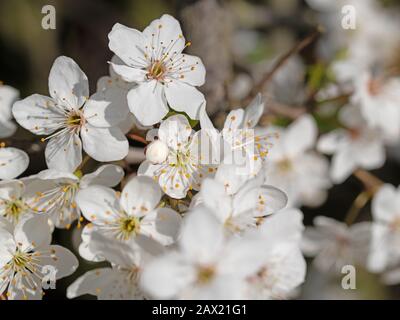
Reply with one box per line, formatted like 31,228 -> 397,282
0,14 -> 303,300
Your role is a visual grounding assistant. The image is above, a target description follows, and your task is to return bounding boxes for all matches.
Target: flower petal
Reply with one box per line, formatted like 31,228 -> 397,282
7,273 -> 43,300
45,132 -> 82,172
81,124 -> 128,162
108,23 -> 147,68
368,223 -> 391,272
12,94 -> 64,135
157,164 -> 193,199
356,137 -> 385,170
109,63 -> 147,83
169,54 -> 206,86
120,176 -> 161,216
243,94 -> 264,129
67,267 -> 116,299
180,207 -> 224,264
14,215 -> 51,251
83,87 -> 130,128
140,207 -> 182,245
214,164 -> 249,195
127,81 -> 169,126
0,179 -> 25,200
0,120 -> 16,139
78,225 -> 105,262
317,129 -> 347,155
330,147 -> 356,183
0,85 -> 19,120
199,104 -> 221,160
165,81 -> 205,120
48,56 -> 89,109
283,114 -> 317,157
224,109 -> 245,131
140,251 -> 195,299
233,183 -> 287,218
38,245 -> 79,279
372,184 -> 400,223
143,14 -> 186,55
0,147 -> 29,180
76,185 -> 120,223
80,164 -> 124,188
158,114 -> 192,149
200,178 -> 232,223
0,227 -> 15,268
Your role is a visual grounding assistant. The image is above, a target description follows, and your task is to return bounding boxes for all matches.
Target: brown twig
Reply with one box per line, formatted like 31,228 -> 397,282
76,155 -> 91,172
244,26 -> 324,104
344,191 -> 372,226
127,133 -> 148,145
353,169 -> 384,194
343,169 -> 384,225
265,100 -> 307,120
316,92 -> 353,105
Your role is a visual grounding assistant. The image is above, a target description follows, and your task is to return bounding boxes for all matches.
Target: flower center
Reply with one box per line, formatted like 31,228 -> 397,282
12,250 -> 32,269
5,247 -> 58,299
147,60 -> 166,81
4,199 -> 27,223
175,150 -> 190,167
389,218 -> 400,232
118,216 -> 140,240
224,217 -> 242,233
367,78 -> 383,96
348,128 -> 361,140
196,265 -> 216,285
247,266 -> 269,284
66,111 -> 85,129
125,266 -> 140,282
277,158 -> 292,172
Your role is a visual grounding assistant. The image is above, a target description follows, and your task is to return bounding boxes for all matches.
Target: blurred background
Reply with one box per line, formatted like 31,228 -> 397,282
1,0 -> 400,299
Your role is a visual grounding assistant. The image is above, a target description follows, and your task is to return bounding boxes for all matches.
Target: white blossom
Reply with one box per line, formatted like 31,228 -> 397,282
140,207 -> 268,299
139,114 -> 217,199
245,208 -> 306,299
108,14 -> 206,126
368,184 -> 400,279
75,175 -> 181,262
200,94 -> 274,177
318,104 -> 385,183
308,0 -> 400,83
302,216 -> 371,273
0,180 -> 32,225
12,56 -> 129,172
67,231 -> 162,300
23,164 -> 124,229
194,164 -> 287,233
0,214 -> 78,300
96,55 -> 146,133
263,115 -> 331,207
351,72 -> 400,143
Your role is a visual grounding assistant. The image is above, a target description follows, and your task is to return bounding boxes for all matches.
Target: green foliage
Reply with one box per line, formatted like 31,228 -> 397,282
164,109 -> 199,128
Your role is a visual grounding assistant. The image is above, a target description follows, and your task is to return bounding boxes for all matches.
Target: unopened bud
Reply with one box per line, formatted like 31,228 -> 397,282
146,140 -> 169,164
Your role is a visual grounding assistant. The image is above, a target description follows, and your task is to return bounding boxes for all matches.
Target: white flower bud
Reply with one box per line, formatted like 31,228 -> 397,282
146,140 -> 169,164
